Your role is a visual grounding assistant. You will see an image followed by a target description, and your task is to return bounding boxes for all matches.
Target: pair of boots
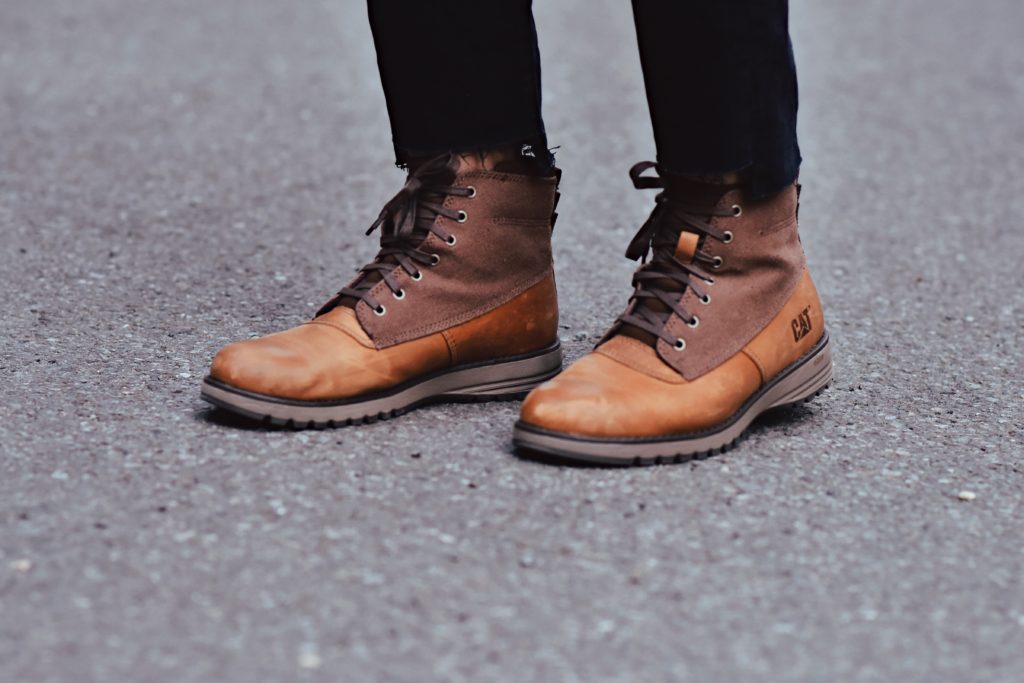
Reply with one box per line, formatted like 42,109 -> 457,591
202,151 -> 832,465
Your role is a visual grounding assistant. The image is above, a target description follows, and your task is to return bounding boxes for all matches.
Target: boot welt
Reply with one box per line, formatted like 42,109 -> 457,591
201,342 -> 562,428
513,332 -> 833,466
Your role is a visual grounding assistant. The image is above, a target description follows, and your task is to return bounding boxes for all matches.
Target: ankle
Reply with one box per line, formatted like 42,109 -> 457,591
662,168 -> 746,206
456,143 -> 554,175
407,143 -> 553,177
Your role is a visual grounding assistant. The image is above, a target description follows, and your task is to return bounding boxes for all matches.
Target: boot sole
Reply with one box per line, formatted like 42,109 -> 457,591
201,342 -> 562,428
512,332 -> 833,466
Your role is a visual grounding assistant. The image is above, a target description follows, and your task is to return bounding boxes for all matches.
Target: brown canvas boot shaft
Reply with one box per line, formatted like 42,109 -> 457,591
354,164 -> 560,347
609,163 -> 805,380
656,183 -> 804,379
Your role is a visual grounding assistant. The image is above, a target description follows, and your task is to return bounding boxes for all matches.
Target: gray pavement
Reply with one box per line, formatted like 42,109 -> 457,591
2,0 -> 1023,681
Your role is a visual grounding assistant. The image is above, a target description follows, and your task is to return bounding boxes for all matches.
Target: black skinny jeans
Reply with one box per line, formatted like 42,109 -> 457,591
368,0 -> 800,198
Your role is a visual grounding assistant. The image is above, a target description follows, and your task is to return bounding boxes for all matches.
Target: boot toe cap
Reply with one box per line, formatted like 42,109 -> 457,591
208,335 -> 312,398
520,353 -> 644,438
520,339 -> 766,440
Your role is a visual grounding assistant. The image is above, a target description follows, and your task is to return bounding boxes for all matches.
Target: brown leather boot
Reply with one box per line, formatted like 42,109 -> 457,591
202,152 -> 562,426
514,162 -> 832,464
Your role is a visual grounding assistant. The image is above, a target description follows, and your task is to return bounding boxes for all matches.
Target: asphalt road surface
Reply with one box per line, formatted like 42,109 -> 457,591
2,0 -> 1023,681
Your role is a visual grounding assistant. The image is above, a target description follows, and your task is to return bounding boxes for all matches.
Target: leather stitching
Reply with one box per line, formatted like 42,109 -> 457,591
596,338 -> 686,384
760,215 -> 797,236
741,348 -> 768,384
595,348 -> 687,386
441,329 -> 458,364
455,171 -> 558,186
305,319 -> 374,348
493,217 -> 554,227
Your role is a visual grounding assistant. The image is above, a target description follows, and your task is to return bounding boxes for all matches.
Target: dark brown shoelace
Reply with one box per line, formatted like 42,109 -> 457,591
616,161 -> 741,349
317,154 -> 475,316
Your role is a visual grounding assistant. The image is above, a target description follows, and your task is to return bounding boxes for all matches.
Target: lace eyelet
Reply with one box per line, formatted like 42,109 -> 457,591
373,305 -> 387,316
722,230 -> 734,244
456,210 -> 468,223
699,294 -> 711,305
446,235 -> 457,246
712,256 -> 724,269
732,204 -> 742,217
430,254 -> 441,266
466,186 -> 477,199
410,271 -> 423,281
674,338 -> 686,351
392,289 -> 405,300
688,316 -> 699,329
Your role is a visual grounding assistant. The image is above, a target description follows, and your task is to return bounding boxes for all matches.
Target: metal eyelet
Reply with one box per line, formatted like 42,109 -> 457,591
688,316 -> 700,329
732,204 -> 742,217
411,271 -> 423,281
722,230 -> 734,244
456,210 -> 468,223
699,294 -> 711,305
712,256 -> 724,269
446,235 -> 457,246
674,338 -> 686,351
392,289 -> 405,300
373,305 -> 387,316
430,254 -> 441,266
466,186 -> 477,198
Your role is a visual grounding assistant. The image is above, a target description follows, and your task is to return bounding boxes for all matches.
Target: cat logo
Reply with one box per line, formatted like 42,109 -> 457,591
791,306 -> 813,342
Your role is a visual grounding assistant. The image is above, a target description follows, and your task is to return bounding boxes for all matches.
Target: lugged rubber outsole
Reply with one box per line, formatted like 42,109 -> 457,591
201,342 -> 562,429
512,332 -> 833,466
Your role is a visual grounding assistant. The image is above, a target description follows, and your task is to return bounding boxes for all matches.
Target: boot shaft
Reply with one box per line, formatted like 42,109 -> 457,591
656,182 -> 808,379
356,167 -> 560,347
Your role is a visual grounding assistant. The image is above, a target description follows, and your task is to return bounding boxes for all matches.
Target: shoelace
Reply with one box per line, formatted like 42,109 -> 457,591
317,154 -> 475,317
616,161 -> 741,349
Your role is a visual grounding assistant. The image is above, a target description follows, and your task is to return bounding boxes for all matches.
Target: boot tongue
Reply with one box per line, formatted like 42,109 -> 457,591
617,174 -> 736,346
330,160 -> 456,311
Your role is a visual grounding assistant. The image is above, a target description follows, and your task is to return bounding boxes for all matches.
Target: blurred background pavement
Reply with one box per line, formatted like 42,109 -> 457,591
2,0 -> 1023,680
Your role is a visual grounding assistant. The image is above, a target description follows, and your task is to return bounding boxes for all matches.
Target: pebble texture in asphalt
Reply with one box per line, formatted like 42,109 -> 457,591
2,0 -> 1022,681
